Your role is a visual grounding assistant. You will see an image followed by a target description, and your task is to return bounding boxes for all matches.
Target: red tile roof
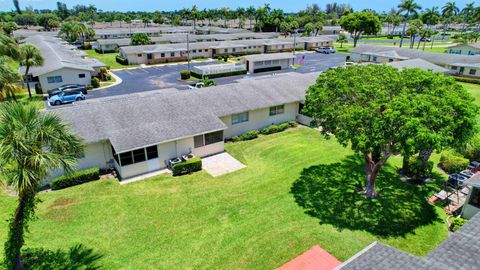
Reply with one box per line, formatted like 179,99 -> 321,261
277,245 -> 341,270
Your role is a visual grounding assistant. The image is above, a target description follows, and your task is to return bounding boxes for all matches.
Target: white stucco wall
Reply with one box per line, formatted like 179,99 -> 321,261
220,102 -> 300,138
38,68 -> 92,92
448,45 -> 480,55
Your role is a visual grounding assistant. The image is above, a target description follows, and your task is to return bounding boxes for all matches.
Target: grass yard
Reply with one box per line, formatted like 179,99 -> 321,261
0,128 -> 448,269
16,92 -> 45,110
84,49 -> 139,70
461,82 -> 480,105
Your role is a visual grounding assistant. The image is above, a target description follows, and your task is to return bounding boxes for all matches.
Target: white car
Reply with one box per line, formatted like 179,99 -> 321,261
315,47 -> 336,54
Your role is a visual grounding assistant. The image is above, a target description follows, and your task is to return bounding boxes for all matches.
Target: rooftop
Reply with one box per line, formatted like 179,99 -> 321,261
387,58 -> 450,73
241,52 -> 295,62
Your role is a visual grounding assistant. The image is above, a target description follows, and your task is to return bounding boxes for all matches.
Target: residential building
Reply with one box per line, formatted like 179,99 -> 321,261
94,26 -> 249,39
350,45 -> 480,77
52,72 -> 317,180
19,35 -> 105,92
447,43 -> 480,55
338,212 -> 480,269
462,174 -> 480,219
119,37 -> 333,65
387,58 -> 450,74
241,53 -> 295,73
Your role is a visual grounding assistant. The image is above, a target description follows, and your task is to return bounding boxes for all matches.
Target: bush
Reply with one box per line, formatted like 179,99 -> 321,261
288,121 -> 298,127
172,157 -> 202,176
405,156 -> 434,181
439,150 -> 469,173
232,130 -> 259,142
115,55 -> 128,65
261,122 -> 291,135
449,217 -> 467,232
190,69 -> 247,79
180,70 -> 191,80
462,134 -> 480,161
103,73 -> 112,81
51,168 -> 100,190
34,83 -> 43,94
454,76 -> 480,85
91,77 -> 100,88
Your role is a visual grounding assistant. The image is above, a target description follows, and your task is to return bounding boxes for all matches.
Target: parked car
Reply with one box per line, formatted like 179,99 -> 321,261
49,90 -> 85,106
448,173 -> 469,189
315,47 -> 336,54
47,84 -> 87,97
420,37 -> 432,42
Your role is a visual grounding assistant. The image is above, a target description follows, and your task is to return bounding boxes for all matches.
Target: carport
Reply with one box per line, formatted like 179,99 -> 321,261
241,53 -> 295,73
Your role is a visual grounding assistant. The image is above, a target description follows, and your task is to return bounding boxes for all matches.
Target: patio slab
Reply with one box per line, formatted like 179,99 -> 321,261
202,152 -> 246,177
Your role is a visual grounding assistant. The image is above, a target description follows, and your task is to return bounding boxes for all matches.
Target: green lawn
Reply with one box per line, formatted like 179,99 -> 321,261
0,127 -> 448,269
461,82 -> 480,106
84,50 -> 139,70
16,92 -> 45,110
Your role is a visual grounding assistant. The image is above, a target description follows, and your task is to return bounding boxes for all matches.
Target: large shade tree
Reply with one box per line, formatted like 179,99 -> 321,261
0,103 -> 84,270
304,65 -> 477,198
339,11 -> 381,47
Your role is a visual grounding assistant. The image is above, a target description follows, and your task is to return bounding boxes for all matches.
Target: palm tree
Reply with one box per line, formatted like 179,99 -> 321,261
0,34 -> 20,61
20,44 -> 43,99
12,0 -> 21,14
398,0 -> 422,48
269,9 -> 284,32
1,102 -> 84,270
255,6 -> 267,32
0,59 -> 21,102
441,2 -> 459,37
337,33 -> 348,48
221,7 -> 229,28
190,5 -> 200,30
246,6 -> 256,30
460,3 -> 475,33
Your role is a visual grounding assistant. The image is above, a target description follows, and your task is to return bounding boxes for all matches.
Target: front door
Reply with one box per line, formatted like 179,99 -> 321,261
459,67 -> 465,74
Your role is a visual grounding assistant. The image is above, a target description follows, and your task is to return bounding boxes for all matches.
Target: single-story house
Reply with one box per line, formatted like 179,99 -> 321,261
241,53 -> 295,73
350,45 -> 480,78
462,174 -> 480,219
447,43 -> 480,55
119,37 -> 333,65
52,72 -> 317,180
387,58 -> 450,74
94,26 -> 249,39
338,212 -> 480,269
19,35 -> 105,92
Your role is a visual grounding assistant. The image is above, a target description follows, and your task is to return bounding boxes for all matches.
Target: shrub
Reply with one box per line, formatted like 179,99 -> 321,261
261,125 -> 280,135
190,69 -> 247,79
103,73 -> 112,81
439,150 -> 469,173
172,157 -> 202,176
100,67 -> 107,73
91,77 -> 100,88
115,55 -> 128,65
180,70 -> 191,80
288,121 -> 298,127
405,156 -> 434,181
278,123 -> 290,131
449,217 -> 467,232
34,83 -> 43,94
51,167 -> 100,190
454,76 -> 480,85
462,134 -> 480,161
232,130 -> 259,142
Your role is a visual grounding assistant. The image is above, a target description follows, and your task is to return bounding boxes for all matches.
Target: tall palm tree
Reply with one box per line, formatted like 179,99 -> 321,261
398,0 -> 422,48
20,44 -> 43,99
460,3 -> 475,33
0,59 -> 21,102
441,2 -> 459,37
246,6 -> 256,30
0,34 -> 21,61
12,0 -> 21,14
221,7 -> 229,28
1,102 -> 83,270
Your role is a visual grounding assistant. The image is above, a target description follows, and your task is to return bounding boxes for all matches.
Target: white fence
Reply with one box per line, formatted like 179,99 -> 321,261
192,63 -> 246,76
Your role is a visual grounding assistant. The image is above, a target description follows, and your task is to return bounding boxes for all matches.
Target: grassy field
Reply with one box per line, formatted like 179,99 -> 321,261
84,50 -> 139,70
16,92 -> 45,110
0,127 -> 448,269
461,82 -> 480,105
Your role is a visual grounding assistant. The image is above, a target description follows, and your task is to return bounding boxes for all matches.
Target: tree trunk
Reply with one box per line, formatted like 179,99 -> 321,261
5,190 -> 34,270
419,148 -> 433,172
364,149 -> 390,198
399,14 -> 408,48
417,37 -> 421,49
25,66 -> 32,99
402,154 -> 411,174
340,42 -> 343,48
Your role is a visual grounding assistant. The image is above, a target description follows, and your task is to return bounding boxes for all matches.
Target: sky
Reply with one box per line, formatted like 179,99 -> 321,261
0,0 -> 474,13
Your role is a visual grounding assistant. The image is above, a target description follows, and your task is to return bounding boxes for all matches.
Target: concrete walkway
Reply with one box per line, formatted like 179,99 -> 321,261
202,152 -> 246,177
120,168 -> 170,185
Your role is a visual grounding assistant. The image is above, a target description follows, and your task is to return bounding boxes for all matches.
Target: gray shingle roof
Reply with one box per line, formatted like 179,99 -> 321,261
448,43 -> 480,49
350,45 -> 480,65
20,35 -> 105,77
54,72 -> 318,152
387,58 -> 450,73
241,52 -> 295,62
339,212 -> 480,270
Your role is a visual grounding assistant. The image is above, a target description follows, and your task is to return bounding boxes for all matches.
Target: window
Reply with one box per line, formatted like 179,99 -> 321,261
132,149 -> 146,163
47,76 -> 63,84
204,131 -> 223,145
469,187 -> 480,208
194,135 -> 204,148
265,60 -> 272,65
146,146 -> 158,160
232,48 -> 236,52
119,152 -> 133,166
193,49 -> 196,53
137,54 -> 142,57
147,53 -> 153,60
224,49 -> 228,53
198,49 -> 202,52
372,56 -> 377,62
269,105 -> 285,116
232,112 -> 249,125
170,52 -> 175,57
469,69 -> 477,75
161,53 -> 165,57
452,66 -> 458,70
78,73 -> 86,78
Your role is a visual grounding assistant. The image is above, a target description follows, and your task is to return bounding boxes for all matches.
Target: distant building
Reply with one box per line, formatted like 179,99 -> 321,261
447,43 -> 480,56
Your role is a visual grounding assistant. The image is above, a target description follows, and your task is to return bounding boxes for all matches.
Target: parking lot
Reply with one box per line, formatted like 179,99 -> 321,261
46,52 -> 346,109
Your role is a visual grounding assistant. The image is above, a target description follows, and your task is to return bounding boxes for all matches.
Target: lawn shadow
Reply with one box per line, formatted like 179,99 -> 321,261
21,244 -> 103,270
291,155 -> 442,238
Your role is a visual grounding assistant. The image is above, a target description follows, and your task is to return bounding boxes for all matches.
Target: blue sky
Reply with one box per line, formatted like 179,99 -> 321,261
0,0 -> 474,13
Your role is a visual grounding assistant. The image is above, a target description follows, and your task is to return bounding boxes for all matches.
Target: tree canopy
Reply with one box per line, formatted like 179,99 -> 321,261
339,12 -> 381,47
130,33 -> 152,46
304,65 -> 477,198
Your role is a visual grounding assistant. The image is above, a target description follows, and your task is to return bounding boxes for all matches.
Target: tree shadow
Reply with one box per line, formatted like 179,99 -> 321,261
291,155 -> 443,238
21,244 -> 103,270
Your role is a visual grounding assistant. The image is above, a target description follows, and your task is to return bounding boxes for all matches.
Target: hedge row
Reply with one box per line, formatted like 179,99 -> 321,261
261,121 -> 298,135
51,167 -> 100,190
115,55 -> 128,65
232,130 -> 259,142
180,70 -> 191,80
172,157 -> 202,176
191,69 -> 247,79
454,76 -> 480,85
439,150 -> 469,174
